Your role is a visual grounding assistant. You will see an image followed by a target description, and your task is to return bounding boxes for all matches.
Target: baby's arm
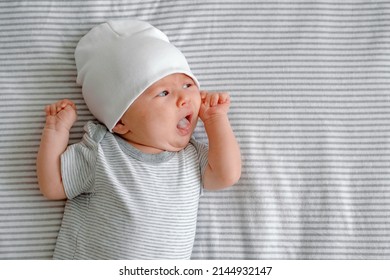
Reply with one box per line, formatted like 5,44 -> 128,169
36,99 -> 77,200
199,91 -> 241,190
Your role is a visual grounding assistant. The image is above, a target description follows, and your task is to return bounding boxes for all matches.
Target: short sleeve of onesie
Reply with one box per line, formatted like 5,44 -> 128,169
60,122 -> 106,199
189,138 -> 209,187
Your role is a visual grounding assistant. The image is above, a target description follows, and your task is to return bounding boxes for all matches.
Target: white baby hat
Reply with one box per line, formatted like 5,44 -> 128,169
75,19 -> 199,131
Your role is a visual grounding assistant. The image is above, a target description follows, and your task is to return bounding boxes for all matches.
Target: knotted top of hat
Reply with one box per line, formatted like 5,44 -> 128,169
75,19 -> 199,131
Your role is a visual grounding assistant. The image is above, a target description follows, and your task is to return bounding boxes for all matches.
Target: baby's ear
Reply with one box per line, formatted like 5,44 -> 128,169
112,120 -> 130,135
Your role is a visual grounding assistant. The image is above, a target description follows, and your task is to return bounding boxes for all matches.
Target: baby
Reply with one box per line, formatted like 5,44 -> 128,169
36,19 -> 241,259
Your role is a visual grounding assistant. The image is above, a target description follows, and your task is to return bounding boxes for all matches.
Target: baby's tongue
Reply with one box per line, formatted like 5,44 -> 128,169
177,117 -> 190,129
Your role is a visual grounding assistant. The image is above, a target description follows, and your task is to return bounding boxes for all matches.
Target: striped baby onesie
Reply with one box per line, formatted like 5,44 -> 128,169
53,121 -> 208,259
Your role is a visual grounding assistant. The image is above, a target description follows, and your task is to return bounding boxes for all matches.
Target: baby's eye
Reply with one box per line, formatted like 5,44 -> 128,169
157,90 -> 169,97
183,83 -> 192,89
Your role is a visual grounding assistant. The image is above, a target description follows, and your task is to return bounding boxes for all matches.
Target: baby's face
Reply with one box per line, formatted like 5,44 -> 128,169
115,73 -> 201,153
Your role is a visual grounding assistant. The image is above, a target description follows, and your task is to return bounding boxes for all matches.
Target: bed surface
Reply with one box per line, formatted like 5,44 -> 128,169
1,0 -> 389,259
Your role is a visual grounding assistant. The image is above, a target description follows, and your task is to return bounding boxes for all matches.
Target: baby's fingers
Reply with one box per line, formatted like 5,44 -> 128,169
200,91 -> 208,100
56,99 -> 76,115
209,94 -> 220,107
208,92 -> 230,107
218,92 -> 230,104
45,99 -> 76,116
45,103 -> 58,116
58,99 -> 76,110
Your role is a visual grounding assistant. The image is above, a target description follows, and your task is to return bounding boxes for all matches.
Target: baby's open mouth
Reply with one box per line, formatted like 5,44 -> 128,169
177,114 -> 192,129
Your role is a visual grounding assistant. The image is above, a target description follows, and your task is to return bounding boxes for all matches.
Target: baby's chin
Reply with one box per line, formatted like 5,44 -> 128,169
164,138 -> 192,152
165,144 -> 189,152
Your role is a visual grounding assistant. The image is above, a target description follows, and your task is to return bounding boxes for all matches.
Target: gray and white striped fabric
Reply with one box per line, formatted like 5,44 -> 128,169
1,0 -> 389,259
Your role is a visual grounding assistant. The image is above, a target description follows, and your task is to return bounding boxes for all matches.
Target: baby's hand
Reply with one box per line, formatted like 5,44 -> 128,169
44,99 -> 77,132
198,91 -> 230,122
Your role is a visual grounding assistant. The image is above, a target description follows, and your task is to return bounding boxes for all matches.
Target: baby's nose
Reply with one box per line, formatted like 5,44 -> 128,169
177,92 -> 190,107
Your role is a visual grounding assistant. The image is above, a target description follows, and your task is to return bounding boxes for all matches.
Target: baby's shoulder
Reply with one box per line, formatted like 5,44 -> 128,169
82,121 -> 109,145
188,138 -> 208,152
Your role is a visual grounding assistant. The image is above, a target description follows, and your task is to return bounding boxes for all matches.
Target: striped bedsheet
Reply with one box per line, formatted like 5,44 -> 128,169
0,0 -> 389,259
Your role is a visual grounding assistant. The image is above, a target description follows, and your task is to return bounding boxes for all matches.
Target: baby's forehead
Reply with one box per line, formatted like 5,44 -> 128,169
143,73 -> 197,91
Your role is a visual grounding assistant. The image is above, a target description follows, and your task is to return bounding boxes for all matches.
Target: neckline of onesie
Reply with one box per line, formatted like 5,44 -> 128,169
114,134 -> 176,164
